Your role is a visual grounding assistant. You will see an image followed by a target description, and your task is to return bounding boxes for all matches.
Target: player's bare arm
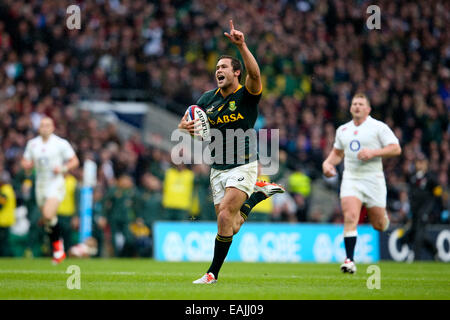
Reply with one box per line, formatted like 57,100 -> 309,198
357,143 -> 402,161
53,155 -> 80,174
322,148 -> 344,177
224,20 -> 262,95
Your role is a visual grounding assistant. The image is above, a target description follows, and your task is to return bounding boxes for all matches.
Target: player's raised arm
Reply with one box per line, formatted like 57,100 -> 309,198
224,20 -> 261,95
322,147 -> 344,177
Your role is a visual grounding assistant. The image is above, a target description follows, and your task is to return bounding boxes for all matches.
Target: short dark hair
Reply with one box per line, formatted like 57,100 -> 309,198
218,55 -> 243,82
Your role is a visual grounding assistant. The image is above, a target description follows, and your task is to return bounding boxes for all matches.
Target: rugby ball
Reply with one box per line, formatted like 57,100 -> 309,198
186,105 -> 210,140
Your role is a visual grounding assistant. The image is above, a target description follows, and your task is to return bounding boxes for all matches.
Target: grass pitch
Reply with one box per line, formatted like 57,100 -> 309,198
0,258 -> 448,300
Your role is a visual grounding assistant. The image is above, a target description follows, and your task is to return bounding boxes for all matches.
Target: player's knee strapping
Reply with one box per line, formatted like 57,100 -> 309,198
382,213 -> 390,232
45,216 -> 61,242
44,216 -> 58,233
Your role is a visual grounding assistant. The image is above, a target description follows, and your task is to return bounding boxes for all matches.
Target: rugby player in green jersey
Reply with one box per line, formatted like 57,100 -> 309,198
178,20 -> 285,284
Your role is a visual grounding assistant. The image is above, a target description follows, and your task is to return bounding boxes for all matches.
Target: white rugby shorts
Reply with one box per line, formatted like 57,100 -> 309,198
35,178 -> 66,207
210,161 -> 258,205
340,176 -> 387,208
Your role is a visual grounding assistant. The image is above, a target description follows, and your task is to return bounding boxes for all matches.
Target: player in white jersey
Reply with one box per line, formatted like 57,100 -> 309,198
21,117 -> 79,264
322,93 -> 401,273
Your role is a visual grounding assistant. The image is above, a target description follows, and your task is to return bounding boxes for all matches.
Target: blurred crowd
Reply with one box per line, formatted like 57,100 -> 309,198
0,0 -> 448,257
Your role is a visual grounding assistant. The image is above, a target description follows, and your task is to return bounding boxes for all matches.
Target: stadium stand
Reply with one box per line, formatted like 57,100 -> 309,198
0,0 -> 448,257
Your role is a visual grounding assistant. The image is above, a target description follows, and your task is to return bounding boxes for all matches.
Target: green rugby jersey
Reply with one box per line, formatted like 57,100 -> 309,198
196,84 -> 261,170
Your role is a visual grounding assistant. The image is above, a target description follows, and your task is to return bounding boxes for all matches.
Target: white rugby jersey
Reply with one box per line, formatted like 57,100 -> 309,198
23,134 -> 76,185
333,116 -> 399,179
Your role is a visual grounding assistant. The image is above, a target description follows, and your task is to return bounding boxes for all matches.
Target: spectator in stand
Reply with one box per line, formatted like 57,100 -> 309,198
102,174 -> 138,257
0,171 -> 16,256
162,163 -> 194,221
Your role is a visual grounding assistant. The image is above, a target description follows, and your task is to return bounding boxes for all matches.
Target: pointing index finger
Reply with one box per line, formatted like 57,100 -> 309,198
229,19 -> 234,31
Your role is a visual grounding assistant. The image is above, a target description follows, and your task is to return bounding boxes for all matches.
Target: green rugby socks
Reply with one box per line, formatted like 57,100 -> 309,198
239,192 -> 267,220
207,234 -> 233,279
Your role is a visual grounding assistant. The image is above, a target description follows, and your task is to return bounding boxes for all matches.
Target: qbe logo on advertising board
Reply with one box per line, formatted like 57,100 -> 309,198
153,222 -> 379,263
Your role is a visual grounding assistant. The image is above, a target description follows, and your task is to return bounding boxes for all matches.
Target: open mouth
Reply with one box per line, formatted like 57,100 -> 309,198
217,75 -> 225,82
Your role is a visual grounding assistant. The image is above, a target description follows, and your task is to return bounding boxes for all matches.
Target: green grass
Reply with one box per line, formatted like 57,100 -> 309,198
0,258 -> 448,300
